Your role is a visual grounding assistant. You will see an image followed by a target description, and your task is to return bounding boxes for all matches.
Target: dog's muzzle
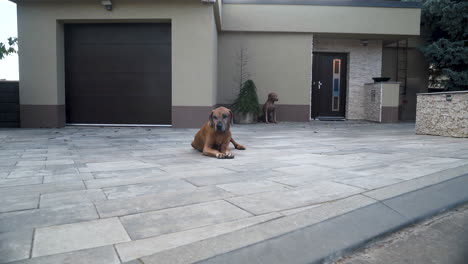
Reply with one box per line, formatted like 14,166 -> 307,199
216,123 -> 225,132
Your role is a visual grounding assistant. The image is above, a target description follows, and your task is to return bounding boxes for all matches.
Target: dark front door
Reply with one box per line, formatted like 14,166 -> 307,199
65,23 -> 171,125
312,53 -> 347,119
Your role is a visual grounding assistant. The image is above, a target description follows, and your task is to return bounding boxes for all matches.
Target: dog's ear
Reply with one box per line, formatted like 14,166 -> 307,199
209,112 -> 214,128
229,110 -> 234,125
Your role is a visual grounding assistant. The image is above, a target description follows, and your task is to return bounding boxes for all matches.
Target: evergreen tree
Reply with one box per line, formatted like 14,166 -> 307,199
419,0 -> 468,91
233,80 -> 261,115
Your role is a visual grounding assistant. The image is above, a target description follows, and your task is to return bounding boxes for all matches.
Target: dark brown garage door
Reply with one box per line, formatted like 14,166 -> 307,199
65,23 -> 171,125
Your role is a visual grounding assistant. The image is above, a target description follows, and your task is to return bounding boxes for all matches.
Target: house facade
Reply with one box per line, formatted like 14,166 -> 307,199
12,0 -> 422,128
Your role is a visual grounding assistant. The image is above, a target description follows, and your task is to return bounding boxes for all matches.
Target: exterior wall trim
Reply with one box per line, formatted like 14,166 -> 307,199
172,106 -> 214,128
223,0 -> 422,8
20,104 -> 66,128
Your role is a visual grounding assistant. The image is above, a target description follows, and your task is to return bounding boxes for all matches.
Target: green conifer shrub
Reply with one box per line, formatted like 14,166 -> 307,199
232,80 -> 261,115
419,0 -> 468,90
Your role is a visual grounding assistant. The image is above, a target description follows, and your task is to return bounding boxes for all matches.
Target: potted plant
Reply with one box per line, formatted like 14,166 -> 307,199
232,79 -> 262,124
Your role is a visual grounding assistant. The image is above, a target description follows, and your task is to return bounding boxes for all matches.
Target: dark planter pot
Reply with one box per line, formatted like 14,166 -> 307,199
234,112 -> 257,124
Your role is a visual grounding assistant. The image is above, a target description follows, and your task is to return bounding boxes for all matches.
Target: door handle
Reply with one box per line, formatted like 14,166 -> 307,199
318,81 -> 323,90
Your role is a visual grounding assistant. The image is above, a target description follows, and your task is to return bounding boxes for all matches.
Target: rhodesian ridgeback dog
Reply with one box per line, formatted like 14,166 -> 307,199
191,107 -> 245,159
262,92 -> 279,124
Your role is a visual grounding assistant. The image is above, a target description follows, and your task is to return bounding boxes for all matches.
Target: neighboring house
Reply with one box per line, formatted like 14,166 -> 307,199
11,0 -> 422,128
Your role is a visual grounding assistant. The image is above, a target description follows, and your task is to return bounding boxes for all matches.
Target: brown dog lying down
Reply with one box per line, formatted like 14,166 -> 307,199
191,107 -> 246,159
261,92 -> 279,124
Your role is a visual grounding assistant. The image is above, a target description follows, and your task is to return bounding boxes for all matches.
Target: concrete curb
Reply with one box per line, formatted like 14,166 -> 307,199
133,165 -> 468,264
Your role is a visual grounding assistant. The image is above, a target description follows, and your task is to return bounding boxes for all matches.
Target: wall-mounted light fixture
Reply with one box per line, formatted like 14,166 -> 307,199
101,0 -> 112,11
360,39 -> 369,46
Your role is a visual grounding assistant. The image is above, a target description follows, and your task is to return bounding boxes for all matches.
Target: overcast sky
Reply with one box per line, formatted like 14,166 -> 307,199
0,0 -> 19,80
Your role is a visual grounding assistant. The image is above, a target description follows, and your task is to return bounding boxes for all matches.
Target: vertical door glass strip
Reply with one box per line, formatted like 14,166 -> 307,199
332,59 -> 341,111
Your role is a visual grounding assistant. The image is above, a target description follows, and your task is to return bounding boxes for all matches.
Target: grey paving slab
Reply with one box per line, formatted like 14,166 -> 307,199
101,179 -> 196,200
364,164 -> 468,201
227,181 -> 365,215
280,204 -> 322,216
0,194 -> 39,213
165,167 -> 239,179
0,159 -> 18,166
123,260 -> 143,264
84,174 -> 177,189
269,165 -> 360,186
6,169 -> 50,179
96,186 -> 235,218
333,175 -> 405,190
157,163 -> 218,173
220,161 -> 297,173
7,167 -> 80,179
93,168 -> 166,179
9,246 -> 120,264
0,204 -> 99,232
280,153 -> 391,169
183,170 -> 285,187
120,200 -> 253,240
116,212 -> 282,262
0,229 -> 33,263
79,160 -> 159,172
346,156 -> 468,181
40,189 -> 107,208
217,180 -> 291,195
0,172 -> 8,179
16,160 -> 75,167
32,218 -> 131,257
0,177 -> 43,188
43,173 -> 93,183
16,157 -> 47,161
0,181 -> 85,197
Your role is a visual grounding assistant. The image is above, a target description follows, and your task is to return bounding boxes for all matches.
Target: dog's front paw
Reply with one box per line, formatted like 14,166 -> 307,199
235,144 -> 246,150
216,152 -> 234,159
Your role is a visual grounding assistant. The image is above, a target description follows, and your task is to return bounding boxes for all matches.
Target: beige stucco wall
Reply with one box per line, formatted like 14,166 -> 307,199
217,32 -> 312,107
314,38 -> 383,119
17,0 -> 217,107
211,13 -> 218,106
416,92 -> 468,138
222,4 -> 421,35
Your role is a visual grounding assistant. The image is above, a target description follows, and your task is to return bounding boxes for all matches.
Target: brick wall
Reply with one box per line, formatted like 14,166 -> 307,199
364,83 -> 382,122
0,81 -> 20,128
416,92 -> 468,138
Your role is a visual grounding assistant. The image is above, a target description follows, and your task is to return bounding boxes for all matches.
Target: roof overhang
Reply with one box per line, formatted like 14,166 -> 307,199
223,0 -> 421,9
220,0 -> 422,36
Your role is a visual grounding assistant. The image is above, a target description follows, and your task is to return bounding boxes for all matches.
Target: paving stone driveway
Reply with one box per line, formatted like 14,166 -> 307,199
1,122 -> 467,263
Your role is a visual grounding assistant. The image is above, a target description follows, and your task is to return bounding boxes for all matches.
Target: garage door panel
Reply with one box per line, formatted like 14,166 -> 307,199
69,72 -> 170,96
67,46 -> 171,74
67,24 -> 171,45
68,96 -> 171,124
65,23 -> 171,125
